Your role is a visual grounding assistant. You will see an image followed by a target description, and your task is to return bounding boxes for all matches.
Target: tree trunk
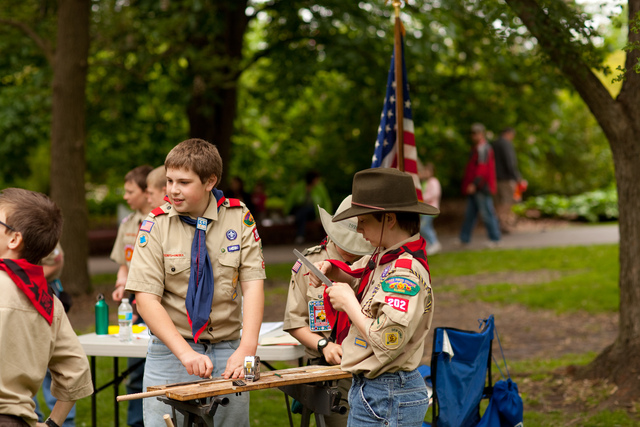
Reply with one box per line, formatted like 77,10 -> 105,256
505,0 -> 640,398
186,0 -> 248,187
50,0 -> 91,295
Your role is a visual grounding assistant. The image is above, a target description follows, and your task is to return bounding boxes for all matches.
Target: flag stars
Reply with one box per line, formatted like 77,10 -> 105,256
387,110 -> 394,118
405,100 -> 411,109
383,138 -> 389,147
389,95 -> 396,104
385,125 -> 391,133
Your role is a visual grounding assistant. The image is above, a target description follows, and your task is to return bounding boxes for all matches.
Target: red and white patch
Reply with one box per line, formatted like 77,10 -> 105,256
253,227 -> 260,241
385,296 -> 409,312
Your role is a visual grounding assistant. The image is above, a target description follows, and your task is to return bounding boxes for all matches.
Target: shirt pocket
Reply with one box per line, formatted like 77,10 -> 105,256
164,258 -> 191,297
216,251 -> 241,291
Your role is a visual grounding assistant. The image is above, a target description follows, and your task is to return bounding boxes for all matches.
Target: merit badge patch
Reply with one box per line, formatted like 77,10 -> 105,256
381,277 -> 419,296
354,337 -> 368,349
308,300 -> 331,332
139,220 -> 154,233
292,260 -> 302,273
226,229 -> 237,240
371,313 -> 387,332
227,245 -> 240,252
243,212 -> 255,227
385,296 -> 409,312
138,233 -> 149,248
124,245 -> 134,262
252,227 -> 260,242
382,326 -> 405,350
196,217 -> 208,231
232,290 -> 238,300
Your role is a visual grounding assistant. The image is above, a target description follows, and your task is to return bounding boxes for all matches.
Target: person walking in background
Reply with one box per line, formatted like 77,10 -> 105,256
285,170 -> 332,244
418,161 -> 442,254
459,123 -> 501,246
492,127 -> 523,234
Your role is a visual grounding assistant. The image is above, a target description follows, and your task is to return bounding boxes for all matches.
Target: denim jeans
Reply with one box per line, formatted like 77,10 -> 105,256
347,369 -> 429,427
143,336 -> 249,427
420,215 -> 438,246
34,369 -> 76,427
459,193 -> 501,243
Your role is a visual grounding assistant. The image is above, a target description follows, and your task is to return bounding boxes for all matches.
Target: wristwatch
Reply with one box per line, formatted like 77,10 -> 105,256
317,338 -> 329,353
45,418 -> 61,427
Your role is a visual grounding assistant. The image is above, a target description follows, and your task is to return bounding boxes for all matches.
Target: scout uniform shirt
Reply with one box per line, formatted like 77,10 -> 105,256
125,193 -> 266,342
283,239 -> 353,361
340,234 -> 434,379
110,209 -> 148,268
0,271 -> 93,426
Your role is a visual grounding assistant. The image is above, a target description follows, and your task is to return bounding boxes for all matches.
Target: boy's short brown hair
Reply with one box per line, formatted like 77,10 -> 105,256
125,165 -> 153,192
164,139 -> 223,185
147,166 -> 167,190
0,188 -> 62,264
372,212 -> 420,236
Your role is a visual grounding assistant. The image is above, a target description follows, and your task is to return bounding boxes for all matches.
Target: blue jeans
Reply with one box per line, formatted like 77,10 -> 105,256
34,370 -> 76,427
459,193 -> 501,243
143,336 -> 248,427
420,215 -> 439,246
348,370 -> 429,427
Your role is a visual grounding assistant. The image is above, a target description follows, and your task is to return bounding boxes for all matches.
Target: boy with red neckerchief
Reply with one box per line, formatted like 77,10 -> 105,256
125,139 -> 265,426
309,168 -> 438,427
0,188 -> 92,427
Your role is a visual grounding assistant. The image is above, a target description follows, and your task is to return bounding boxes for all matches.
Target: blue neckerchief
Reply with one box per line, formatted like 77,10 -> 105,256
180,188 -> 225,342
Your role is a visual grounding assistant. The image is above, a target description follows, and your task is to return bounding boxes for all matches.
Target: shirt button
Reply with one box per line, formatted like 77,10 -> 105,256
167,206 -> 171,210
208,327 -> 213,332
171,267 -> 175,272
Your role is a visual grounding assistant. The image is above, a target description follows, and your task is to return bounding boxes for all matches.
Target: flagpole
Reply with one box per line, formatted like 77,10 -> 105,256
392,1 -> 405,172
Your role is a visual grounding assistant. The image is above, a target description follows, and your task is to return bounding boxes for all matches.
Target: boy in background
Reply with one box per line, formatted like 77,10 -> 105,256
126,139 -> 266,426
145,166 -> 167,209
110,164 -> 152,427
0,188 -> 92,426
284,195 -> 374,427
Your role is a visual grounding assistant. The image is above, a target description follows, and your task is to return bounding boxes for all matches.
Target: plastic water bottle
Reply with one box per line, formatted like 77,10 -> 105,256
95,294 -> 109,335
118,298 -> 133,343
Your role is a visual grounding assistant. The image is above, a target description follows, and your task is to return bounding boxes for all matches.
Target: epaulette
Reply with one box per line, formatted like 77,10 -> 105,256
222,197 -> 242,208
303,245 -> 323,256
393,255 -> 414,271
149,205 -> 170,218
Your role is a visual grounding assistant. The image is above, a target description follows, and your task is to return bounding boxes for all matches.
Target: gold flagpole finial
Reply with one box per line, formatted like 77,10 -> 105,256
392,0 -> 402,17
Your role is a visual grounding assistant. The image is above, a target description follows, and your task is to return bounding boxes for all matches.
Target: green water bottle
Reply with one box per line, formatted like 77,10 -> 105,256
95,293 -> 109,335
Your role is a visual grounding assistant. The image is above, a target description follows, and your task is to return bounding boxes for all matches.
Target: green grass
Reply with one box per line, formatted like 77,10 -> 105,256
64,244 -> 624,425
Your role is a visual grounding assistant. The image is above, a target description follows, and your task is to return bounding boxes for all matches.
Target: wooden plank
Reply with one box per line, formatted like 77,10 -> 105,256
145,365 -> 351,402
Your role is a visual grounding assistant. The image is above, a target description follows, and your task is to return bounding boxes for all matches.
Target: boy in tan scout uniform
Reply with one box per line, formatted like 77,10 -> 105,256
309,168 -> 438,426
0,188 -> 92,427
111,165 -> 153,302
125,139 -> 265,427
284,195 -> 374,427
145,166 -> 167,209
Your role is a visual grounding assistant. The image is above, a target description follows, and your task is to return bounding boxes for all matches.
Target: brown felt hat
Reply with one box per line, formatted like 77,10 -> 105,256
332,168 -> 440,222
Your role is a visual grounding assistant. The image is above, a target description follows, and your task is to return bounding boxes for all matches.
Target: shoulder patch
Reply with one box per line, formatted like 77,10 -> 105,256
120,212 -> 134,224
243,211 -> 255,226
381,276 -> 420,296
139,220 -> 154,233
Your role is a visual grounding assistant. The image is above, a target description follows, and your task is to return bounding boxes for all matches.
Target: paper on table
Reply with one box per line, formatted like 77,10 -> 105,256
259,332 -> 300,346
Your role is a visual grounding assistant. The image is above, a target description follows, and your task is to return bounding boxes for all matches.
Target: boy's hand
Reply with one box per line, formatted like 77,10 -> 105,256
223,346 -> 255,379
308,261 -> 331,288
112,285 -> 125,302
180,350 -> 214,379
325,282 -> 358,313
322,342 -> 343,365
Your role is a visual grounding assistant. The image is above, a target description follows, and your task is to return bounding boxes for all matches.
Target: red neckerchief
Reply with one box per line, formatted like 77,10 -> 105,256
0,259 -> 54,325
323,236 -> 429,344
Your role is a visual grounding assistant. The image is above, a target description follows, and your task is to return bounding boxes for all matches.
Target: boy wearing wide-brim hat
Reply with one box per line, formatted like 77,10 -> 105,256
309,168 -> 438,426
284,195 -> 374,427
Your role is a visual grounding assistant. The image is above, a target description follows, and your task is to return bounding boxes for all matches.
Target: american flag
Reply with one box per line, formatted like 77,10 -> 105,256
371,38 -> 423,201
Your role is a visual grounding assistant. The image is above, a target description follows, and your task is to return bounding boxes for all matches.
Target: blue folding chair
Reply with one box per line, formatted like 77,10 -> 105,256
422,315 -> 495,427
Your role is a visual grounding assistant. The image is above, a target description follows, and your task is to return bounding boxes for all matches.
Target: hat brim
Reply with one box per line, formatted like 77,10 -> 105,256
318,206 -> 375,256
332,202 -> 439,222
